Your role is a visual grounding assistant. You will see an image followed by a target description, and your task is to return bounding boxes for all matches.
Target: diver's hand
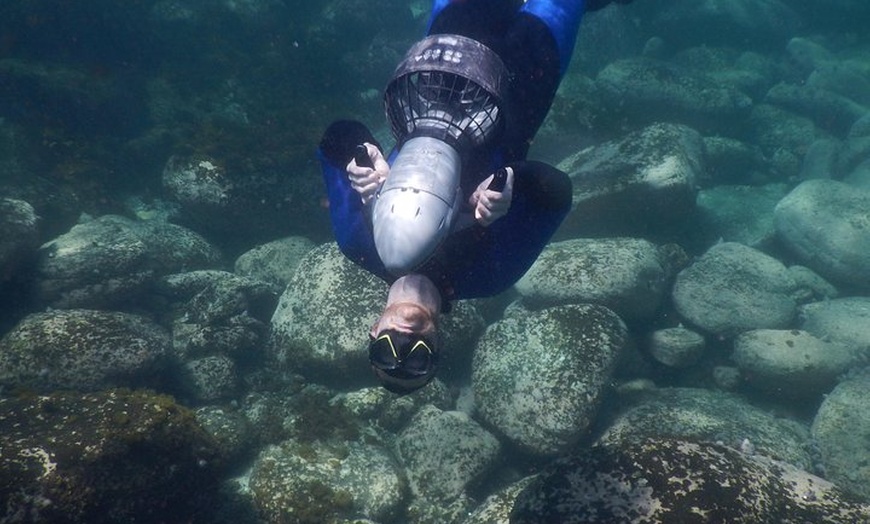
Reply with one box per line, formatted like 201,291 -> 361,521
347,143 -> 389,204
470,167 -> 514,226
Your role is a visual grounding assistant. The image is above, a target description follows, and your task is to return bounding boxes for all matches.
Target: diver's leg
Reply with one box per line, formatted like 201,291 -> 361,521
519,0 -> 587,77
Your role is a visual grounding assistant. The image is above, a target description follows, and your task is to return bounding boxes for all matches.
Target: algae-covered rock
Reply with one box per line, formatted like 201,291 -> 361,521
0,309 -> 171,393
0,389 -> 223,523
511,439 -> 870,523
597,387 -> 812,470
473,303 -> 627,456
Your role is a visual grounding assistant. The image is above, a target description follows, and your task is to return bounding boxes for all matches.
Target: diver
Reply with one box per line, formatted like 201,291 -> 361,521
317,0 -> 635,394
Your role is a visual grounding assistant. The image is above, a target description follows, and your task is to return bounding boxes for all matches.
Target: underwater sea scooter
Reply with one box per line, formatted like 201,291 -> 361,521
371,33 -> 509,276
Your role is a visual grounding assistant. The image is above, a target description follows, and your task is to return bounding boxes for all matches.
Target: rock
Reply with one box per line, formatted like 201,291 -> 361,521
473,304 -> 627,456
0,389 -> 223,523
395,405 -> 501,503
598,387 -> 812,469
696,184 -> 789,248
672,242 -> 798,337
182,355 -> 238,402
0,197 -> 38,283
0,309 -> 171,393
269,242 -> 484,387
765,82 -> 867,136
812,371 -> 870,501
653,0 -> 800,51
233,236 -> 316,290
648,326 -> 706,368
732,329 -> 854,399
702,135 -> 767,186
787,265 -> 838,303
515,238 -> 670,321
798,297 -> 870,361
748,104 -> 820,178
596,58 -> 752,134
249,439 -> 404,523
775,179 -> 870,289
194,405 -> 256,466
35,214 -> 222,310
844,159 -> 870,190
159,270 -> 276,361
161,154 -> 306,249
558,123 -> 704,237
799,138 -> 841,180
510,439 -> 870,523
461,476 -> 535,524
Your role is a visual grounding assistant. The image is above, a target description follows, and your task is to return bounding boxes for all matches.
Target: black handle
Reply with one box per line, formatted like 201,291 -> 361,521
354,144 -> 374,169
488,168 -> 508,192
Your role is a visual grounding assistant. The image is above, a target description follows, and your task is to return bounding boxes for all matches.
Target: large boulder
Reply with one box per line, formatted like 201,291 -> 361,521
394,405 -> 501,504
510,439 -> 870,523
672,242 -> 799,337
798,297 -> 870,360
233,236 -> 316,291
598,387 -> 812,470
732,329 -> 855,400
0,389 -> 223,523
250,437 -> 405,524
515,238 -> 671,321
0,309 -> 172,393
812,371 -> 870,502
269,242 -> 485,387
696,184 -> 789,248
558,123 -> 704,237
35,214 -> 222,310
775,179 -> 870,290
652,0 -> 800,51
596,58 -> 752,134
472,303 -> 627,456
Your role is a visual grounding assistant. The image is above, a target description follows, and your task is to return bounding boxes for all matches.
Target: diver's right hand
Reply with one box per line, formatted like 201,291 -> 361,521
347,142 -> 389,204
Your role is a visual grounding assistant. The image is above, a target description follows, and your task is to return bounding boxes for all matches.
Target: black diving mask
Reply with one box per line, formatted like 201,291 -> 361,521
369,329 -> 438,393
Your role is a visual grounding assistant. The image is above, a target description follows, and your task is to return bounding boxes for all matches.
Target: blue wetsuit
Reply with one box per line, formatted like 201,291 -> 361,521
318,0 -> 602,305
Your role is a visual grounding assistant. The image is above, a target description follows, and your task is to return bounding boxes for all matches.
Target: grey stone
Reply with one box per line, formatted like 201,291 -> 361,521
701,135 -> 767,186
0,197 -> 38,284
775,179 -> 870,289
194,405 -> 256,464
510,439 -> 870,523
598,387 -> 812,469
596,57 -> 752,133
765,82 -> 867,136
35,214 -> 222,309
461,476 -> 535,524
0,309 -> 171,392
269,242 -> 484,387
799,297 -> 870,362
799,138 -> 841,180
249,438 -> 404,523
812,371 -> 870,501
233,236 -> 316,290
748,104 -> 820,177
395,404 -> 501,503
0,390 -> 223,523
515,237 -> 669,321
672,242 -> 798,337
844,159 -> 870,190
557,122 -> 704,237
696,184 -> 789,248
473,304 -> 627,456
787,265 -> 839,303
653,0 -> 799,51
732,329 -> 854,399
183,355 -> 238,402
648,326 -> 705,368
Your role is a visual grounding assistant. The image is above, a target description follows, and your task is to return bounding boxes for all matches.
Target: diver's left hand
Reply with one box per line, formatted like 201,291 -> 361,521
469,167 -> 514,226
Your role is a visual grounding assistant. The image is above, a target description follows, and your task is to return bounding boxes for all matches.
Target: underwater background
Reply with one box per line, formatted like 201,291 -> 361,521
2,0 -> 870,522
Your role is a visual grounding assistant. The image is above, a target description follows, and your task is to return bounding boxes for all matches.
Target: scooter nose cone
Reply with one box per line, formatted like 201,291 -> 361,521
373,188 -> 453,275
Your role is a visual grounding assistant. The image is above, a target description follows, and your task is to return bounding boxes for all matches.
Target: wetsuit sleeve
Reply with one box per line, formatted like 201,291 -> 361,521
317,120 -> 391,281
520,0 -> 587,77
426,160 -> 572,300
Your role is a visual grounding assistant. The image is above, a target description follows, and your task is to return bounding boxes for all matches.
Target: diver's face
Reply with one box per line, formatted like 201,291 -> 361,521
369,301 -> 439,394
369,301 -> 437,341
